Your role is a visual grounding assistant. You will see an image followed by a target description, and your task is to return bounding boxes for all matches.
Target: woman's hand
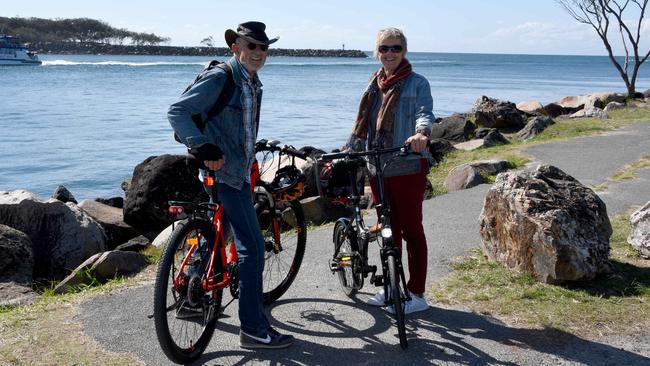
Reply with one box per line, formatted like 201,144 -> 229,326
405,132 -> 429,152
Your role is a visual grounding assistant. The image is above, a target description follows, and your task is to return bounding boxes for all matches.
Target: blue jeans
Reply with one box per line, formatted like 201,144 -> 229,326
216,182 -> 270,337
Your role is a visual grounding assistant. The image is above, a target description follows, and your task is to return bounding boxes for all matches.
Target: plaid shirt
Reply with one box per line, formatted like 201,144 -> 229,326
237,61 -> 261,183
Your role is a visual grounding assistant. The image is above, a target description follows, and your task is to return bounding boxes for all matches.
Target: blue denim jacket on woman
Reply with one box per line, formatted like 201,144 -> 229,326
347,71 -> 435,175
168,57 -> 262,189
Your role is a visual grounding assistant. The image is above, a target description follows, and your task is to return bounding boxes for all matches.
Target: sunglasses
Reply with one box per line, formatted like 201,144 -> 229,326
246,42 -> 269,52
378,44 -> 403,54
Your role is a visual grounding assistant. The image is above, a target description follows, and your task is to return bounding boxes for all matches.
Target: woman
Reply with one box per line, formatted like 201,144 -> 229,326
345,27 -> 434,314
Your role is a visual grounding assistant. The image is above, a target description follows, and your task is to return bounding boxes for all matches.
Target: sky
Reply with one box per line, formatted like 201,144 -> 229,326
3,0 -> 649,55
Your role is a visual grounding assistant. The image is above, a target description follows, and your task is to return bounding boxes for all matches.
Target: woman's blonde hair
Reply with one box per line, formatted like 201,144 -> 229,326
374,27 -> 408,57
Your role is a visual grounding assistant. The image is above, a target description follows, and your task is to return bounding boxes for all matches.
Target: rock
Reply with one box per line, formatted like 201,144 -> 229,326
54,250 -> 149,294
0,224 -> 33,284
628,201 -> 650,258
569,107 -> 608,119
299,196 -> 329,225
543,103 -> 582,118
558,92 -> 626,110
475,128 -> 510,146
52,185 -> 77,204
443,160 -> 510,191
95,197 -> 124,208
644,89 -> 650,98
430,114 -> 476,142
516,101 -> 546,115
472,96 -> 525,129
115,235 -> 151,252
152,221 -> 179,248
603,101 -> 625,113
78,200 -> 140,250
123,155 -> 209,230
428,138 -> 457,161
454,139 -> 487,151
0,190 -> 106,280
297,146 -> 327,198
0,282 -> 37,306
517,116 -> 555,140
479,165 -> 612,283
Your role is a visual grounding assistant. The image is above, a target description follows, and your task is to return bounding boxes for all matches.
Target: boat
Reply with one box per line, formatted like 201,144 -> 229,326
0,35 -> 42,65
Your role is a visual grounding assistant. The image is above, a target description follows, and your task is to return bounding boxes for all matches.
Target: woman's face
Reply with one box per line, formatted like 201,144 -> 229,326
377,36 -> 404,74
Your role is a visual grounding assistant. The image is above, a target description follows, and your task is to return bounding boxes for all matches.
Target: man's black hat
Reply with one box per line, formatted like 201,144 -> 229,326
225,21 -> 279,47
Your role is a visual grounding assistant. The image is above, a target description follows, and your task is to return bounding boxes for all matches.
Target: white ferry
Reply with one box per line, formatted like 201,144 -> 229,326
0,35 -> 42,65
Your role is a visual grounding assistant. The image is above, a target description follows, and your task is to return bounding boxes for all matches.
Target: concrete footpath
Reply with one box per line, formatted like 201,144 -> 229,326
79,121 -> 650,365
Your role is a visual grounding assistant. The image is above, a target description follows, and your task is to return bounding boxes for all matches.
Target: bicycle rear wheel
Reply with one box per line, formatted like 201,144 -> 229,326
333,222 -> 363,296
387,253 -> 408,349
153,218 -> 223,364
257,198 -> 307,304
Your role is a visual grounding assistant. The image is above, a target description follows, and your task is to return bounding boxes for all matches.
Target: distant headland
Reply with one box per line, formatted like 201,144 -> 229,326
1,16 -> 366,58
29,42 -> 368,58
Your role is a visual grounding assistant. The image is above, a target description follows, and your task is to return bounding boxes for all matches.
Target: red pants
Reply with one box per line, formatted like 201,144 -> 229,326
370,160 -> 428,295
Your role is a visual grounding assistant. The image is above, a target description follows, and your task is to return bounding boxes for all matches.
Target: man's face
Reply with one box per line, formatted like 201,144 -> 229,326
232,38 -> 268,75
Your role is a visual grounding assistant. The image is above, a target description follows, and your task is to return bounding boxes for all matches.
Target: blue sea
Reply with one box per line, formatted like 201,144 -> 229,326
2,52 -> 649,200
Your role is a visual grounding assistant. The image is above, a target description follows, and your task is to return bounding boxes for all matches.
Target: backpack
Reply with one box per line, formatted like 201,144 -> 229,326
173,60 -> 235,143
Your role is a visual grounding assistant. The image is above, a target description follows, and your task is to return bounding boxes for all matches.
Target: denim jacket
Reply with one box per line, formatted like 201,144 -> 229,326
347,71 -> 435,176
168,57 -> 262,189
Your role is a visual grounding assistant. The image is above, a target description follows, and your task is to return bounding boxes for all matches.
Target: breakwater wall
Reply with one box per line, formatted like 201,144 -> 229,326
30,42 -> 368,58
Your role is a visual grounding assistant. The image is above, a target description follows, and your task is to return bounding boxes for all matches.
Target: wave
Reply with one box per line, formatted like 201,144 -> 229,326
42,60 -> 205,67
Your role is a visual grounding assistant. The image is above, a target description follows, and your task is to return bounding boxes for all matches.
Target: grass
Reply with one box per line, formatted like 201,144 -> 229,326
430,212 -> 650,337
0,265 -> 156,365
609,154 -> 650,181
427,106 -> 650,197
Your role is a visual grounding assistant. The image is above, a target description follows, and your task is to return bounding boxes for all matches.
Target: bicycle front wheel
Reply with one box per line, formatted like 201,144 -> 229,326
387,253 -> 408,349
153,218 -> 223,364
257,198 -> 307,304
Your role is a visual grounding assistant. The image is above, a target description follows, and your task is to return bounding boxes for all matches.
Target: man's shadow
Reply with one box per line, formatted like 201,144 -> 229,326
193,296 -> 649,366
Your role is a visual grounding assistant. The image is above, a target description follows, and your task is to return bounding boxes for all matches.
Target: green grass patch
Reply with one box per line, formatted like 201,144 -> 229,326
431,213 -> 650,336
609,154 -> 650,181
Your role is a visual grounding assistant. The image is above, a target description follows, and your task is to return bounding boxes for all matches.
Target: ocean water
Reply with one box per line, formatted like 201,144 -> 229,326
1,52 -> 648,200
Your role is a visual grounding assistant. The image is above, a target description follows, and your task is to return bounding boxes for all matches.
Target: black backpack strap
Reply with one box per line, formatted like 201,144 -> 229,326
205,63 -> 235,122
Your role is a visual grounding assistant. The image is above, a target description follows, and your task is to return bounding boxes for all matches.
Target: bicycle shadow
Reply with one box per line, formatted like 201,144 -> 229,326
192,297 -> 649,365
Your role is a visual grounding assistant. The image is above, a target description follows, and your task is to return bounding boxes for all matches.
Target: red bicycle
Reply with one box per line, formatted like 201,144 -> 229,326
153,139 -> 308,363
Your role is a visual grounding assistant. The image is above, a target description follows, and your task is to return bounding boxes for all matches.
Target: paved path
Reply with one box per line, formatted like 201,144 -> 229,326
80,121 -> 650,365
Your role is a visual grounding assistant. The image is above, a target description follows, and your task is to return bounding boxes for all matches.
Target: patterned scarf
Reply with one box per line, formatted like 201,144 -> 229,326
351,59 -> 412,147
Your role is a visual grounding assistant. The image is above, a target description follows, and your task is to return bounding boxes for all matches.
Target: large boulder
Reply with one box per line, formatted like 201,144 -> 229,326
517,116 -> 555,140
543,103 -> 582,118
78,200 -> 139,250
603,101 -> 625,113
569,107 -> 608,119
51,185 -> 77,204
479,165 -> 612,283
430,114 -> 476,142
0,190 -> 106,280
443,160 -> 511,191
472,96 -> 525,129
558,92 -> 626,110
628,201 -> 650,258
0,224 -> 33,284
475,128 -> 510,147
123,155 -> 208,231
54,250 -> 149,294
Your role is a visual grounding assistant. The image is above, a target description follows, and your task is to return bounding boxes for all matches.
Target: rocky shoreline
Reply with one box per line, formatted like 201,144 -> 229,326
30,42 -> 368,58
1,91 -> 649,305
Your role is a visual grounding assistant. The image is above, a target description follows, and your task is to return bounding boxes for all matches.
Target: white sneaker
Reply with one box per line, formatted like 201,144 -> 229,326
366,289 -> 386,306
387,293 -> 429,315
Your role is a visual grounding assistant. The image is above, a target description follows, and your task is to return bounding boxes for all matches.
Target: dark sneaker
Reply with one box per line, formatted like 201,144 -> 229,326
240,328 -> 294,349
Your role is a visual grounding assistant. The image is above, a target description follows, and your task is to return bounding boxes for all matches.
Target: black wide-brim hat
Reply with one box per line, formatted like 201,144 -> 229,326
225,21 -> 279,47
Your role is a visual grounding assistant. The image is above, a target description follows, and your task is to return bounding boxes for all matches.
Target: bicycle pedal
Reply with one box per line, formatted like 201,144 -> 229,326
329,260 -> 341,272
363,265 -> 377,275
371,274 -> 384,286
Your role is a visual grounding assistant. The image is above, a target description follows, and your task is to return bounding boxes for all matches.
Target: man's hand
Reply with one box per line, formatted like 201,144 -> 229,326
405,132 -> 429,153
204,158 -> 225,171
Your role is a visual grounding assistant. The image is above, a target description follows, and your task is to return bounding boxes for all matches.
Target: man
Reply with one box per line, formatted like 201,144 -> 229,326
168,21 -> 294,349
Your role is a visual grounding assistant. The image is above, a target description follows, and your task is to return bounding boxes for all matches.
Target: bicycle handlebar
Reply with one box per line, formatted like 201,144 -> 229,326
255,139 -> 308,160
320,143 -> 422,161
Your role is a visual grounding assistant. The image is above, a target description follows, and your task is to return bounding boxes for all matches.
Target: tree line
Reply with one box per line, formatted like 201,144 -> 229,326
0,16 -> 169,46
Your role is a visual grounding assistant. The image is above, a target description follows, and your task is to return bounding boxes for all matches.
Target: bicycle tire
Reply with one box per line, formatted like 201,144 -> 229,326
387,254 -> 408,349
257,197 -> 307,305
333,222 -> 363,296
153,218 -> 223,364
